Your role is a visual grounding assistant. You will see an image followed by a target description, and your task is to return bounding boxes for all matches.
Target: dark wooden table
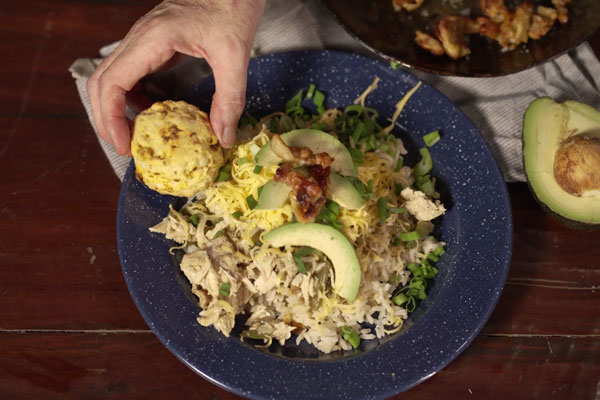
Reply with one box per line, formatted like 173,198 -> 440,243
1,1 -> 599,398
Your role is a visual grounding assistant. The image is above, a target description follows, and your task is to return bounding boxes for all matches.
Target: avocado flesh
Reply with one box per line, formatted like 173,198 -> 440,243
255,181 -> 291,210
263,223 -> 361,302
254,129 -> 358,177
523,98 -> 600,227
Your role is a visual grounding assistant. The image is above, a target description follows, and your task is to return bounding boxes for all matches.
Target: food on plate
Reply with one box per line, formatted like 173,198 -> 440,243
150,81 -> 447,353
523,97 -> 600,230
131,100 -> 224,197
403,0 -> 571,59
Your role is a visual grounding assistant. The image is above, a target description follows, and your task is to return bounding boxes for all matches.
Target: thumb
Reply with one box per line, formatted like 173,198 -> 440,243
208,52 -> 248,148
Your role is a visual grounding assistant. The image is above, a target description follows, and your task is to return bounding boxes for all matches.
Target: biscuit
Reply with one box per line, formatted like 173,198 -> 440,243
131,101 -> 224,197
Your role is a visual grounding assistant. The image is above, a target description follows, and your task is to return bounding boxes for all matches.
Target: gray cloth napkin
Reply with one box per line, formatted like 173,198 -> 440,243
69,0 -> 600,182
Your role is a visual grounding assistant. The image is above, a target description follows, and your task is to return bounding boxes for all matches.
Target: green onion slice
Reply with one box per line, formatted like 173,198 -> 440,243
246,195 -> 258,210
399,231 -> 420,242
313,90 -> 326,114
414,147 -> 433,177
189,214 -> 199,227
341,326 -> 360,349
219,283 -> 231,297
306,83 -> 316,99
293,255 -> 307,275
423,130 -> 441,147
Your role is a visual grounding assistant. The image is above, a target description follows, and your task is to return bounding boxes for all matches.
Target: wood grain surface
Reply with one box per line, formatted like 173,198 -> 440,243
1,1 -> 599,399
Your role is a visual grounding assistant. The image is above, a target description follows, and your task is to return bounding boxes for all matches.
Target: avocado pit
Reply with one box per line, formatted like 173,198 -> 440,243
553,136 -> 600,197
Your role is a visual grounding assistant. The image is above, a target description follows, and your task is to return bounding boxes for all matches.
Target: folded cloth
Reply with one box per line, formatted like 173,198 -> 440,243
69,0 -> 600,183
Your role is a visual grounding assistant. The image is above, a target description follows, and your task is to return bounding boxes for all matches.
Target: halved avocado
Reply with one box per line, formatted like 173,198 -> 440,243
523,98 -> 600,229
263,223 -> 361,302
254,129 -> 358,177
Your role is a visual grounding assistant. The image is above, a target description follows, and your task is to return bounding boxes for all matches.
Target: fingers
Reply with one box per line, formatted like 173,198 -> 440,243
208,49 -> 249,148
90,37 -> 174,155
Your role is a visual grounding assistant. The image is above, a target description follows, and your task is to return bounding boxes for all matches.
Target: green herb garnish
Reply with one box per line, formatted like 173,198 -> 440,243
220,283 -> 231,297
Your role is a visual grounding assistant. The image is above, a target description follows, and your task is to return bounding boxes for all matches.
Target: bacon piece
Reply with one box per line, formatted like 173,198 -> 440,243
270,134 -> 334,223
274,163 -> 329,223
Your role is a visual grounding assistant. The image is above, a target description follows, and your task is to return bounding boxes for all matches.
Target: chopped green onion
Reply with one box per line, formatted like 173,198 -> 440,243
313,90 -> 326,114
427,252 -> 440,262
189,214 -> 199,227
348,146 -> 364,164
390,61 -> 402,70
294,246 -> 314,258
306,83 -> 316,99
391,237 -> 401,246
423,130 -> 441,147
246,195 -> 258,210
326,200 -> 340,216
414,147 -> 433,177
286,89 -> 304,116
293,255 -> 307,274
407,262 -> 421,277
395,183 -> 403,195
252,240 -> 262,248
377,197 -> 388,225
254,165 -> 263,174
433,246 -> 445,256
213,229 -> 226,239
392,292 -> 408,306
416,175 -> 435,196
380,143 -> 389,153
416,221 -> 434,239
406,240 -> 417,249
352,122 -> 366,143
216,164 -> 232,182
237,158 -> 250,166
240,330 -> 266,340
331,220 -> 344,230
394,157 -> 404,172
341,326 -> 360,349
232,211 -> 243,219
344,104 -> 364,116
364,107 -> 379,120
219,283 -> 231,297
311,122 -> 328,131
240,113 -> 257,127
399,231 -> 420,241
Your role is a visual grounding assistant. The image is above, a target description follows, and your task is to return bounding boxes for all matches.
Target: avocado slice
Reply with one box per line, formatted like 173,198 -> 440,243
254,172 -> 365,211
523,98 -> 600,229
263,223 -> 361,302
254,129 -> 358,177
329,172 -> 365,209
255,180 -> 292,210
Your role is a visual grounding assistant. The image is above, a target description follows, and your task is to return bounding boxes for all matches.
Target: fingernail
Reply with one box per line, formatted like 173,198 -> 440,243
222,126 -> 236,148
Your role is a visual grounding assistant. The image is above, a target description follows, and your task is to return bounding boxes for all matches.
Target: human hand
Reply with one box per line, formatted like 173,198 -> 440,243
87,0 -> 265,155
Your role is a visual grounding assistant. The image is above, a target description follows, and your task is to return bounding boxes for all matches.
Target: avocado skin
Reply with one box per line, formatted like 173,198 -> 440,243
522,97 -> 600,231
525,179 -> 600,231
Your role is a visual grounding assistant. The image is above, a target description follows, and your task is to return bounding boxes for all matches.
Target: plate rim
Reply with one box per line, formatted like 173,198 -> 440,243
117,49 -> 513,399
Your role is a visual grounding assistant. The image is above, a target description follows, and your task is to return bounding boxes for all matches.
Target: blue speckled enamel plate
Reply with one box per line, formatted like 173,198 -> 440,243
117,50 -> 512,400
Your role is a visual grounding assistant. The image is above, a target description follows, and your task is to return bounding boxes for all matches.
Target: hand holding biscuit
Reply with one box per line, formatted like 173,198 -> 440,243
87,0 -> 265,155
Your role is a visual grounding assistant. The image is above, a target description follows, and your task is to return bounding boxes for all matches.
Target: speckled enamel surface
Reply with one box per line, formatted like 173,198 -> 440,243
117,50 -> 513,400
